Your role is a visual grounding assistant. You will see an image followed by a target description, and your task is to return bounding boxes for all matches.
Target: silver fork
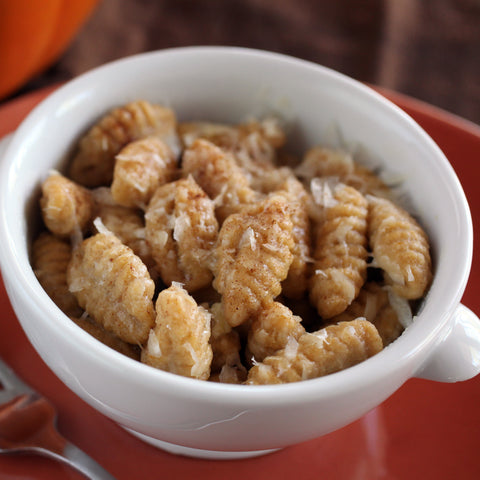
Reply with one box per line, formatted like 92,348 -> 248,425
0,356 -> 117,479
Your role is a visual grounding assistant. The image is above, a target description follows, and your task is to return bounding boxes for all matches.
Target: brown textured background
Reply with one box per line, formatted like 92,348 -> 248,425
4,0 -> 480,124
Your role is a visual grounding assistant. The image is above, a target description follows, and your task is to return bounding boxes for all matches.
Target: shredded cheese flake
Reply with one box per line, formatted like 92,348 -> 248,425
387,288 -> 413,328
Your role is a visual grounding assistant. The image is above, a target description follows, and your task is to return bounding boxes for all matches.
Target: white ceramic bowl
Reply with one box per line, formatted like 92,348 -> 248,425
1,47 -> 479,459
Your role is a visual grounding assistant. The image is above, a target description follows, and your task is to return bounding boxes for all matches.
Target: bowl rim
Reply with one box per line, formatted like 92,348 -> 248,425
0,46 -> 474,403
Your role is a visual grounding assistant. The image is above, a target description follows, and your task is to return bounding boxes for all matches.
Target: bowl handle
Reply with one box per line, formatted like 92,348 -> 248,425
414,304 -> 480,382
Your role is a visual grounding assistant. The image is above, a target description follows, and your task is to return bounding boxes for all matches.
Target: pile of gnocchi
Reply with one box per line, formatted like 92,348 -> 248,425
32,100 -> 432,385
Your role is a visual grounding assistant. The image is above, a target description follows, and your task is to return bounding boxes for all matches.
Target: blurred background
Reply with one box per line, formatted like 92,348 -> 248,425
1,0 -> 479,124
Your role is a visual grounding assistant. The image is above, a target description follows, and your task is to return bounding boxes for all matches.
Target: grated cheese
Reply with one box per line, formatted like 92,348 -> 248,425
146,330 -> 162,357
387,288 -> 413,328
239,227 -> 257,251
93,217 -> 113,236
310,177 -> 339,208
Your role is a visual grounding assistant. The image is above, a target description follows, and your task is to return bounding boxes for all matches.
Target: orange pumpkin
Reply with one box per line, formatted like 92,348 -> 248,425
0,0 -> 99,100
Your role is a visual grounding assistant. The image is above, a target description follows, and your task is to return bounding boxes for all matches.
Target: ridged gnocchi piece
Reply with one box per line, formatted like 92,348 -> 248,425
213,194 -> 294,327
329,282 -> 405,346
349,164 -> 392,198
67,232 -> 155,344
247,301 -> 305,363
182,139 -> 258,223
368,195 -> 432,299
179,117 -> 285,150
93,188 -> 155,273
274,175 -> 312,299
69,101 -> 180,187
145,176 -> 219,292
71,316 -> 141,360
179,117 -> 285,176
111,136 -> 177,208
296,146 -> 354,179
40,171 -> 94,238
215,118 -> 285,185
246,319 -> 383,385
296,146 -> 390,197
310,183 -> 369,319
209,303 -> 247,383
251,168 -> 311,298
179,121 -> 238,148
32,232 -> 83,317
141,283 -> 213,380
250,165 -> 295,194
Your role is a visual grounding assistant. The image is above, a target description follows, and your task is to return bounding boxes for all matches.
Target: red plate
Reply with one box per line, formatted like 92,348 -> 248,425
0,86 -> 479,480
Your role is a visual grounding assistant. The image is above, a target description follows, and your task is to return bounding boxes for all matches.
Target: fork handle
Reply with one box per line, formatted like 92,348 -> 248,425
44,442 -> 117,480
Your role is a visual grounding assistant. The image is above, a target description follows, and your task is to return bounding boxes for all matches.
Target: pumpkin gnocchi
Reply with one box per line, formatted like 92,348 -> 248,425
32,100 -> 432,385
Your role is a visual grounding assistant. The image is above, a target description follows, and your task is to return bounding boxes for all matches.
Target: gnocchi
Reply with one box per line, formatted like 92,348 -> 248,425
32,100 -> 433,385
